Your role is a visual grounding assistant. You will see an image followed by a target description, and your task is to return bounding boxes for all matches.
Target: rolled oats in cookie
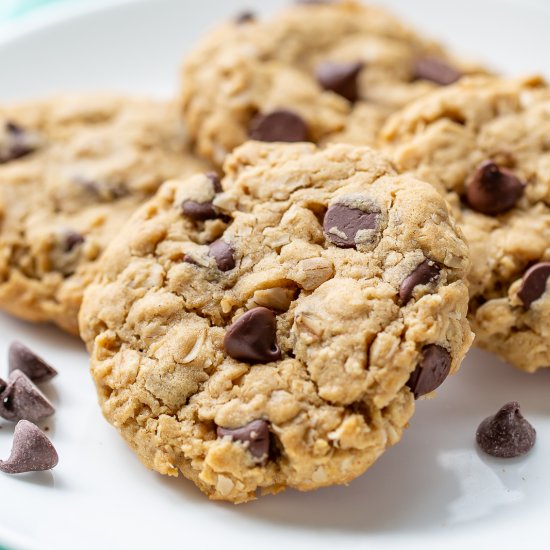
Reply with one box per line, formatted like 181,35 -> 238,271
382,75 -> 550,373
80,142 -> 472,503
179,0 -> 485,165
0,95 -> 209,334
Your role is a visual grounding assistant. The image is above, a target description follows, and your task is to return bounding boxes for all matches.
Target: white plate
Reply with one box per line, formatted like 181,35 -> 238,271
0,1 -> 550,549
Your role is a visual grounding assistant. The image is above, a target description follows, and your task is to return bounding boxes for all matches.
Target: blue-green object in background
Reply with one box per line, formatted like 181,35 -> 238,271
0,0 -> 71,20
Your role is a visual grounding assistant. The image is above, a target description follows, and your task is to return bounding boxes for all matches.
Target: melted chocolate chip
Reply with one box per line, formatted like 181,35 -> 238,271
399,259 -> 441,305
208,240 -> 235,272
235,11 -> 256,24
64,231 -> 85,253
517,262 -> 550,308
224,307 -> 281,364
206,172 -> 222,193
465,161 -> 525,215
476,402 -> 536,458
0,370 -> 55,423
249,110 -> 309,143
316,61 -> 363,102
217,419 -> 270,462
323,203 -> 379,249
412,57 -> 462,86
8,342 -> 58,383
0,420 -> 58,474
407,345 -> 451,399
182,200 -> 218,221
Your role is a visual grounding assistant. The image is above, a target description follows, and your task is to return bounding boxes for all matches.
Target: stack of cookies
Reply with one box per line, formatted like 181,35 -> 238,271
0,1 -> 546,503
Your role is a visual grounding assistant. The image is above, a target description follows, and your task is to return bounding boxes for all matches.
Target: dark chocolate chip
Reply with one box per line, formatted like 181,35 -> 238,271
8,342 -> 58,383
412,57 -> 462,86
206,172 -> 222,193
224,307 -> 281,364
399,259 -> 441,305
208,240 -> 236,272
249,110 -> 309,143
0,420 -> 58,474
465,160 -> 525,215
235,11 -> 256,24
182,200 -> 218,221
517,262 -> 550,308
476,402 -> 536,458
323,203 -> 379,249
407,345 -> 451,399
0,370 -> 55,423
73,176 -> 128,201
217,419 -> 270,462
316,61 -> 363,102
64,230 -> 85,253
0,121 -> 39,163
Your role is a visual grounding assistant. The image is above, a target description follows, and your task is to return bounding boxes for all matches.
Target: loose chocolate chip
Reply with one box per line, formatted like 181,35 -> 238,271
465,161 -> 525,215
0,370 -> 55,423
517,262 -> 550,308
323,203 -> 378,249
316,61 -> 363,102
407,345 -> 451,399
224,307 -> 281,364
217,419 -> 270,462
235,11 -> 255,24
182,200 -> 218,221
249,110 -> 309,143
206,172 -> 222,193
0,420 -> 58,474
476,402 -> 536,458
208,240 -> 236,272
64,230 -> 85,253
8,342 -> 57,383
399,259 -> 441,305
412,57 -> 462,86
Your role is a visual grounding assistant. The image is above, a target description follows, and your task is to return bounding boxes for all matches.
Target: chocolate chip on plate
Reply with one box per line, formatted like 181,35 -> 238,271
224,307 -> 281,364
412,57 -> 462,86
249,110 -> 309,143
323,203 -> 379,249
208,240 -> 236,272
465,160 -> 525,215
406,344 -> 451,399
517,262 -> 550,308
399,259 -> 441,305
476,402 -> 536,458
8,342 -> 58,383
316,61 -> 363,102
0,420 -> 58,474
0,370 -> 55,423
217,419 -> 270,463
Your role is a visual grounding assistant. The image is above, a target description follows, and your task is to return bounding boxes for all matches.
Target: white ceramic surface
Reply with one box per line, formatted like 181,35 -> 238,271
0,1 -> 549,549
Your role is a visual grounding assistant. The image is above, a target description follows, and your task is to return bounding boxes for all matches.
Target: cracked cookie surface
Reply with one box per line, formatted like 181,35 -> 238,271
179,0 -> 485,166
382,75 -> 550,372
80,142 -> 472,502
0,95 -> 209,334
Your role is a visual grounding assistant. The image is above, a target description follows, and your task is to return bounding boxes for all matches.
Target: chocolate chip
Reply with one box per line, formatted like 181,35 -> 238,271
399,259 -> 441,305
0,420 -> 58,474
235,11 -> 255,24
64,230 -> 85,253
249,110 -> 309,143
208,240 -> 235,272
316,61 -> 363,102
412,57 -> 462,86
182,200 -> 218,221
8,342 -> 58,383
0,121 -> 39,163
517,262 -> 550,308
476,402 -> 536,458
465,161 -> 525,215
323,203 -> 379,249
224,307 -> 281,364
206,172 -> 222,193
407,345 -> 451,399
217,419 -> 270,463
0,370 -> 55,423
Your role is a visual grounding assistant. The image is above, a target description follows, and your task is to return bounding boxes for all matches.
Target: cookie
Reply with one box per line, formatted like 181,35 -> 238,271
382,75 -> 550,372
0,95 -> 209,334
79,142 -> 472,503
179,0 -> 485,165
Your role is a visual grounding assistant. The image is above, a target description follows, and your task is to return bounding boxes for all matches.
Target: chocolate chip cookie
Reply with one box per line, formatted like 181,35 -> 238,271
0,95 -> 209,334
382,75 -> 550,372
180,0 -> 485,165
79,142 -> 473,502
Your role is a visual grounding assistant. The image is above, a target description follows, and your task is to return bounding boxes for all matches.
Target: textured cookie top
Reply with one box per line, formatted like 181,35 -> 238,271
0,95 -> 208,334
180,0 -> 483,165
80,142 -> 472,503
382,75 -> 550,371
